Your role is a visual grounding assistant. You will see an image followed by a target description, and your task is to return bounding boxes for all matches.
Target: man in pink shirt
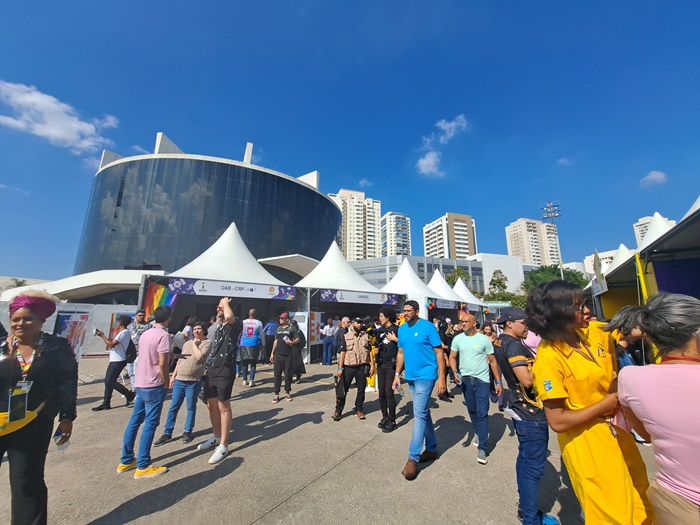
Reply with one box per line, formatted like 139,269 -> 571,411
117,305 -> 173,479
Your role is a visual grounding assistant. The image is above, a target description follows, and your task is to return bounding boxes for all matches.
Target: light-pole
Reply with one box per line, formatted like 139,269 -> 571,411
541,201 -> 565,280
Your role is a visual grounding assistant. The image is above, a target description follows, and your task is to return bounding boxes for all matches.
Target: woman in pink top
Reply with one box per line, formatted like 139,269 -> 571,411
617,292 -> 700,525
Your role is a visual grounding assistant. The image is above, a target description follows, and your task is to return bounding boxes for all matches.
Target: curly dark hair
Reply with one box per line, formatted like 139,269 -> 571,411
378,306 -> 397,323
525,280 -> 584,341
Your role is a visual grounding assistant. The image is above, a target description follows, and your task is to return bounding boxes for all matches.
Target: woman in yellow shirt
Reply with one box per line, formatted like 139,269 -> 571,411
528,281 -> 653,524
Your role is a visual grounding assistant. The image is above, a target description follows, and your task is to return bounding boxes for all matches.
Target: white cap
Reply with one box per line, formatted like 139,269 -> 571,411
445,318 -> 451,323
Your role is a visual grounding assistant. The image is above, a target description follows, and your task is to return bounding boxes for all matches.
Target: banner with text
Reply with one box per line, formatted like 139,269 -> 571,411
167,278 -> 296,300
319,289 -> 399,305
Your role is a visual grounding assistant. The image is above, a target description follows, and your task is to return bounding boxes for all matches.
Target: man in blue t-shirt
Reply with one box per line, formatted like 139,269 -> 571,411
392,300 -> 446,481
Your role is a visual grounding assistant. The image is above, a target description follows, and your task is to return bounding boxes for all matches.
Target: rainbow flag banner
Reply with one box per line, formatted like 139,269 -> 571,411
144,282 -> 179,317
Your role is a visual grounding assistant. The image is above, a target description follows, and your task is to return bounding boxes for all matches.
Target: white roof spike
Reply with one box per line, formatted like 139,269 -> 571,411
637,213 -> 675,251
428,270 -> 465,302
381,259 -> 449,300
170,222 -> 285,285
604,243 -> 636,275
453,278 -> 487,307
294,242 -> 379,292
682,194 -> 700,222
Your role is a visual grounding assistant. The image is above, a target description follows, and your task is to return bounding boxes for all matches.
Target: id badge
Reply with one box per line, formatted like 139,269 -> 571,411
13,381 -> 33,395
8,392 -> 27,423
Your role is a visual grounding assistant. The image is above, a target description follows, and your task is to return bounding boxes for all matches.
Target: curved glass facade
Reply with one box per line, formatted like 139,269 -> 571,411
74,157 -> 341,274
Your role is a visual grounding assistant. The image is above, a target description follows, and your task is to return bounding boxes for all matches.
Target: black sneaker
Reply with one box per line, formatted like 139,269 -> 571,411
125,392 -> 136,407
378,417 -> 388,429
382,420 -> 397,433
153,433 -> 172,447
181,432 -> 194,444
91,404 -> 111,412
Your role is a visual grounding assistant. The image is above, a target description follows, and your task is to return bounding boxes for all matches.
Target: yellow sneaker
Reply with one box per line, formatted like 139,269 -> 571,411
133,465 -> 168,479
116,461 -> 136,474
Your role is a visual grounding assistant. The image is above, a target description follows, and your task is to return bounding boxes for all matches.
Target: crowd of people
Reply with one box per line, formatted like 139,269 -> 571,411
1,282 -> 699,524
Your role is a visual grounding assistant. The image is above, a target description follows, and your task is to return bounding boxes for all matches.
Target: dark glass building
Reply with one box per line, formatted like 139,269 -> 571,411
74,134 -> 341,274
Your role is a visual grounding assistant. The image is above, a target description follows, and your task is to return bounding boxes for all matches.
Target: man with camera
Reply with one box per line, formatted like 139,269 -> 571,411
332,317 -> 373,421
376,307 -> 399,432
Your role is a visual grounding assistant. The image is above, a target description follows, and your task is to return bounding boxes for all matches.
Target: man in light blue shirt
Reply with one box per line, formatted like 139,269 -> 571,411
450,313 -> 503,465
392,300 -> 446,481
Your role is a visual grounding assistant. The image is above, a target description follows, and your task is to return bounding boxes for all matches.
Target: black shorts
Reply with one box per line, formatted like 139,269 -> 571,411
203,374 -> 234,402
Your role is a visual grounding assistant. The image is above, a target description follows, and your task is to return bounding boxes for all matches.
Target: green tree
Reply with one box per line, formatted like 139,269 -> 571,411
483,291 -> 527,309
522,265 -> 589,294
488,270 -> 508,294
9,278 -> 27,288
445,267 -> 470,287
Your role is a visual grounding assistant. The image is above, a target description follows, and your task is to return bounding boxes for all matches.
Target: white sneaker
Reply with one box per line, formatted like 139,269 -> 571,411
242,380 -> 249,386
473,435 -> 479,447
197,436 -> 220,451
208,444 -> 229,465
248,380 -> 255,387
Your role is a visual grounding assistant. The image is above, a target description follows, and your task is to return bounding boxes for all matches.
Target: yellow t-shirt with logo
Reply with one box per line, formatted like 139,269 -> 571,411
533,322 -> 652,525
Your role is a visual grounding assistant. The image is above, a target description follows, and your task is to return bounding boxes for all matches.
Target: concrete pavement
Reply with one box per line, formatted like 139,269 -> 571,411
0,357 -> 655,524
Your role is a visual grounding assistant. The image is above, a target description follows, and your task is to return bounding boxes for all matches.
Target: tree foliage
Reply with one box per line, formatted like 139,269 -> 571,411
483,291 -> 527,309
522,265 -> 589,294
8,278 -> 27,288
488,269 -> 508,294
445,267 -> 470,287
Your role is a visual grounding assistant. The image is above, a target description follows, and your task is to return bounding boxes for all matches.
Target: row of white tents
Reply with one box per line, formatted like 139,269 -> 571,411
161,222 -> 485,319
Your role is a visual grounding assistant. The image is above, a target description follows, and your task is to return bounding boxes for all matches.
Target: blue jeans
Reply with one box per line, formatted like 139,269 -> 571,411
514,418 -> 550,525
322,337 -> 334,365
240,361 -> 257,382
164,379 -> 202,435
121,386 -> 166,469
461,376 -> 490,452
407,379 -> 437,462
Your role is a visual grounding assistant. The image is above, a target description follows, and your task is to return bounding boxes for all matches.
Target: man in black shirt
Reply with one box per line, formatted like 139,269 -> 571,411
494,308 -> 558,525
376,307 -> 400,432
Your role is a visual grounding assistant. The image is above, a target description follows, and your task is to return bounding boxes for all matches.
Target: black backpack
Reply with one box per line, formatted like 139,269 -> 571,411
125,339 -> 137,363
296,328 -> 306,349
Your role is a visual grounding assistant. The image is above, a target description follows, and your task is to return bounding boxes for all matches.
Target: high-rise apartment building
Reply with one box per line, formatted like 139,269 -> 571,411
381,212 -> 412,256
634,214 -> 676,247
328,189 -> 382,261
422,213 -> 477,259
505,218 -> 561,266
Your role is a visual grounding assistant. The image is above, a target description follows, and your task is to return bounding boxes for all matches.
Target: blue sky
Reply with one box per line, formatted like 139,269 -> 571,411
1,2 -> 699,280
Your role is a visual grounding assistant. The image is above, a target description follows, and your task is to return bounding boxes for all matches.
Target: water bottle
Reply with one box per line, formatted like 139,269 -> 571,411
53,430 -> 70,452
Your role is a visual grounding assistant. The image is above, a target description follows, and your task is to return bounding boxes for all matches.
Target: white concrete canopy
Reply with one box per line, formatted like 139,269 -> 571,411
294,242 -> 379,292
0,269 -> 165,302
453,278 -> 487,307
428,270 -> 465,302
170,222 -> 286,285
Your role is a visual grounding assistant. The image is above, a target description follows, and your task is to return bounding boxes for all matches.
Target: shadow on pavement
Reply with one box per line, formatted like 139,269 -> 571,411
87,456 -> 244,525
231,409 -> 324,453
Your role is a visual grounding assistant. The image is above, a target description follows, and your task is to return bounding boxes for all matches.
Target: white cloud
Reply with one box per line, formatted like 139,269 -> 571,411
0,183 -> 29,196
131,145 -> 150,155
358,177 -> 372,188
640,170 -> 668,187
557,157 -> 573,166
81,157 -> 101,171
421,113 -> 469,150
416,151 -> 445,178
0,80 -> 118,155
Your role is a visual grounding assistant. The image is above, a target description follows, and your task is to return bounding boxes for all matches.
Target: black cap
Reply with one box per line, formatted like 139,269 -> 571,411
352,317 -> 363,323
496,307 -> 526,324
136,309 -> 146,315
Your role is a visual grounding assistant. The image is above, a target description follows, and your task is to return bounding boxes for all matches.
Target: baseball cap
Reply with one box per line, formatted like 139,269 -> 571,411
352,317 -> 363,323
136,309 -> 146,315
445,318 -> 451,323
279,312 -> 290,319
496,308 -> 526,324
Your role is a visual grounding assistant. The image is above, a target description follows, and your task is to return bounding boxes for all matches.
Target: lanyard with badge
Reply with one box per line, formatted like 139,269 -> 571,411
6,335 -> 42,423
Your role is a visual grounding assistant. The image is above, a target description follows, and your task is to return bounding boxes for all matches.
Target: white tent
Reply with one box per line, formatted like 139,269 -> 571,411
604,243 -> 636,276
295,242 -> 379,292
681,193 -> 700,222
637,212 -> 676,251
382,258 -> 451,318
453,278 -> 487,308
428,270 -> 465,303
170,222 -> 286,285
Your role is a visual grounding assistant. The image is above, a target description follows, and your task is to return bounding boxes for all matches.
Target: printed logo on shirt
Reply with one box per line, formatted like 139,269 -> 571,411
543,380 -> 553,392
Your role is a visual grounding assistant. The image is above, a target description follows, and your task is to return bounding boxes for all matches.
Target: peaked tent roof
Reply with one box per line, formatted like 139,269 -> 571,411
637,212 -> 675,251
428,271 -> 465,302
453,278 -> 487,307
604,243 -> 635,276
681,193 -> 700,222
295,242 -> 379,292
170,222 -> 286,285
382,258 -> 449,300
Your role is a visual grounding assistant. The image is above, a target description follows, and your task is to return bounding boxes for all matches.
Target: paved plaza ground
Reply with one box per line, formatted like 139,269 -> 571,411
0,357 -> 655,524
